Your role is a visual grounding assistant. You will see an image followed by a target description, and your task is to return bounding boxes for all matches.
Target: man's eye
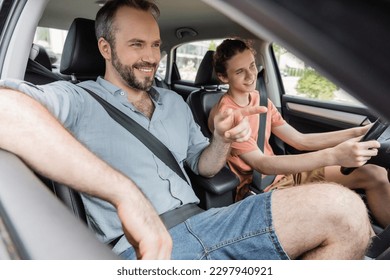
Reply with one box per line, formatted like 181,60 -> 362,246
131,42 -> 142,47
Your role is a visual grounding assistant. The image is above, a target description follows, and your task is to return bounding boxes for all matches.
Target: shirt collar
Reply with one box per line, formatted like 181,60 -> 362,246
96,76 -> 162,104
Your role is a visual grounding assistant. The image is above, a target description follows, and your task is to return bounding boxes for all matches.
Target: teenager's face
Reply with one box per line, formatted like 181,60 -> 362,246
110,7 -> 161,91
222,49 -> 257,94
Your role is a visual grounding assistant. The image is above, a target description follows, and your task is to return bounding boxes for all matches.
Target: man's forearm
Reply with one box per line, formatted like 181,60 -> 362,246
197,134 -> 231,177
0,89 -> 124,200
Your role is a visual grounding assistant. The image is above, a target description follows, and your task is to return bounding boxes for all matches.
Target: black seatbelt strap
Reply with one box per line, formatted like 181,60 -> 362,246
108,203 -> 204,247
78,86 -> 190,185
256,68 -> 268,153
251,69 -> 275,193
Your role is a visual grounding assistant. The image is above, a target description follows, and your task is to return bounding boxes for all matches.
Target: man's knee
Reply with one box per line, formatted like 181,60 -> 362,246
320,183 -> 370,225
321,183 -> 371,250
272,183 -> 371,258
272,182 -> 371,231
319,184 -> 371,246
274,182 -> 368,217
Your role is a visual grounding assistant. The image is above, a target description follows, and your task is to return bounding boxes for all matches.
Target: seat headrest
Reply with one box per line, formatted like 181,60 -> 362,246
30,44 -> 52,71
60,18 -> 105,77
194,50 -> 220,86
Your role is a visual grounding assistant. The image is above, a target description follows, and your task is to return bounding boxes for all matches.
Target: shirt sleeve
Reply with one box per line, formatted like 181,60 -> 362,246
269,100 -> 285,128
230,137 -> 258,156
0,79 -> 84,129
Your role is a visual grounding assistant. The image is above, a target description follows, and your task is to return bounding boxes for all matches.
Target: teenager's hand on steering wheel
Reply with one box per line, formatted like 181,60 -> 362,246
340,118 -> 388,175
334,138 -> 379,168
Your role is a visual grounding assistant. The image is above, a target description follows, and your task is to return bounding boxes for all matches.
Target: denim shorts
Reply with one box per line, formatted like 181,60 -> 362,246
119,191 -> 289,260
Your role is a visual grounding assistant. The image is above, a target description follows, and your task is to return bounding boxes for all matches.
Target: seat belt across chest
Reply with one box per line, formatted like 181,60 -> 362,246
251,69 -> 276,193
79,85 -> 190,185
78,85 -> 204,247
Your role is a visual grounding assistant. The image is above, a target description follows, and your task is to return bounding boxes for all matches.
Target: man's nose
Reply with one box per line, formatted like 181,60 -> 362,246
141,47 -> 159,63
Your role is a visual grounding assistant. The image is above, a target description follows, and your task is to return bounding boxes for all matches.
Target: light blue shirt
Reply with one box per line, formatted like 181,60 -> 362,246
0,77 -> 209,254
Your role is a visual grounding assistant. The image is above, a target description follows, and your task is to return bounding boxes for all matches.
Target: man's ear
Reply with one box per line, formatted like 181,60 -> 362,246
98,37 -> 111,60
217,73 -> 228,84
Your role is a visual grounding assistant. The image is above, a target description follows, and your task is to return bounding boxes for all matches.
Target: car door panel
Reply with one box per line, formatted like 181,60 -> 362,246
0,150 -> 119,259
281,95 -> 375,134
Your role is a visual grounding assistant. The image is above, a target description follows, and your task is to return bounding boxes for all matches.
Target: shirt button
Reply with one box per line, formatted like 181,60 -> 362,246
120,91 -> 125,96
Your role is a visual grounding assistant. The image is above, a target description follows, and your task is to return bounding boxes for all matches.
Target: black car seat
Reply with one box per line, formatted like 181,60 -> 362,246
24,21 -> 98,222
43,18 -> 105,223
185,50 -> 242,208
30,43 -> 53,71
60,18 -> 106,83
24,43 -> 65,84
186,50 -> 227,138
23,43 -> 87,220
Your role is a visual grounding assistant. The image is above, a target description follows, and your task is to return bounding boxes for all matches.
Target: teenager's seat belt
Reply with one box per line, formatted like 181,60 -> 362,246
251,69 -> 276,193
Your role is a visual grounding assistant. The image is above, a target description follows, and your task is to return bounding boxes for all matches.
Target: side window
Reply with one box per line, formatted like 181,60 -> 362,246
156,51 -> 167,79
273,43 -> 363,106
33,27 -> 67,70
175,39 -> 223,82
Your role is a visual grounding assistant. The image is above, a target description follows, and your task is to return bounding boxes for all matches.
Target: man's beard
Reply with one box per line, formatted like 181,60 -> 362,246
111,48 -> 156,91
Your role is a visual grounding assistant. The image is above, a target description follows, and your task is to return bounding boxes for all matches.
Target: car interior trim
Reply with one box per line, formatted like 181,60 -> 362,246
285,102 -> 367,126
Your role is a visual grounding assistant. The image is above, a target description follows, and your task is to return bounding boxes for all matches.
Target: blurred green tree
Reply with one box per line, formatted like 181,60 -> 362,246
296,69 -> 337,100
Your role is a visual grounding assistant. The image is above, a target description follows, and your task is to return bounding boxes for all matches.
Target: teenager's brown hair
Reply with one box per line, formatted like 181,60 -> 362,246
213,38 -> 256,77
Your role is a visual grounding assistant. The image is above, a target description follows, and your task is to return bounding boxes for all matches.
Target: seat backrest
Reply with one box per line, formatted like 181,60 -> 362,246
46,18 -> 104,222
186,50 -> 227,138
30,43 -> 53,71
60,18 -> 106,82
24,44 -> 65,85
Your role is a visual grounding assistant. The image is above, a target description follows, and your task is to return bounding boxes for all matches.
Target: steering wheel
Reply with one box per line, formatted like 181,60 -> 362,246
340,118 -> 389,175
